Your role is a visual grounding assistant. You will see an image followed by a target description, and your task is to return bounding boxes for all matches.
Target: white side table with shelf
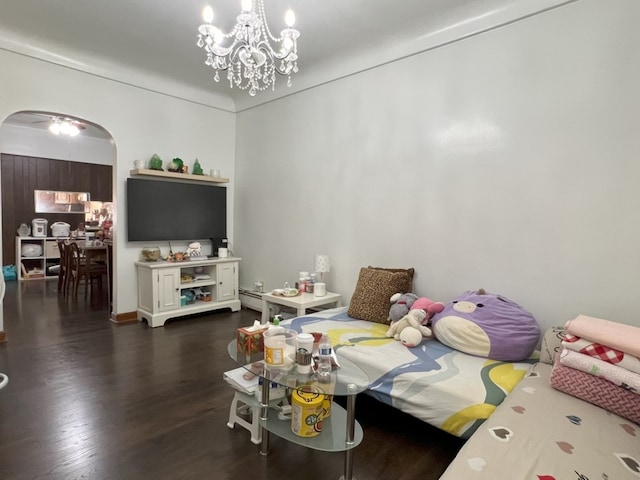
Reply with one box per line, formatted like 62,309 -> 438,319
16,236 -> 62,280
136,257 -> 241,327
260,291 -> 342,324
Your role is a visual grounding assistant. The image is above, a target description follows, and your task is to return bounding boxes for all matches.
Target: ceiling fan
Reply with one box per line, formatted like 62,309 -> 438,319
29,113 -> 87,136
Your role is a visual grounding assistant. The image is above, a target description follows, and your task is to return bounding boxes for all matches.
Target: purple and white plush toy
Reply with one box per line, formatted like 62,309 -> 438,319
430,289 -> 540,361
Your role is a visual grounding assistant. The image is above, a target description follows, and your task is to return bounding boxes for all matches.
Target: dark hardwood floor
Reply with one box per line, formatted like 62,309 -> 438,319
0,280 -> 463,480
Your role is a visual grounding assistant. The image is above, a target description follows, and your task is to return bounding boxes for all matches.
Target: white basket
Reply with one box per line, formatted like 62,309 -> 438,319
51,222 -> 70,237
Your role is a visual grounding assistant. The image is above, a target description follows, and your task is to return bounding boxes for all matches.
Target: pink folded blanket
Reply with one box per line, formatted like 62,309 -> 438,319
564,315 -> 640,357
559,348 -> 640,395
550,355 -> 640,425
562,333 -> 640,375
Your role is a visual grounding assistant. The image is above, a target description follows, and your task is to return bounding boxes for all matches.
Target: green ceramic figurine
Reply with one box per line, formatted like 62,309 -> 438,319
149,153 -> 163,171
193,158 -> 203,175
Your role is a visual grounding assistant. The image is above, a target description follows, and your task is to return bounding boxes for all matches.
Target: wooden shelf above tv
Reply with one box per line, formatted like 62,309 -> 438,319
129,169 -> 229,184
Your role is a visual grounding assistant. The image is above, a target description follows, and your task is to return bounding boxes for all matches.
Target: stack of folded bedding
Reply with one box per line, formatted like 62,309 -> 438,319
549,314 -> 640,424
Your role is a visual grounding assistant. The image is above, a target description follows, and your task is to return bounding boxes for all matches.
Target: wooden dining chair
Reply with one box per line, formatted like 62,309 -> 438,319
56,239 -> 69,296
67,242 -> 108,299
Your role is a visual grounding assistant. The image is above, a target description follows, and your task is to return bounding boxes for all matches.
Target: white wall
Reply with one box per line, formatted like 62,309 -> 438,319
235,0 -> 640,332
0,49 -> 236,321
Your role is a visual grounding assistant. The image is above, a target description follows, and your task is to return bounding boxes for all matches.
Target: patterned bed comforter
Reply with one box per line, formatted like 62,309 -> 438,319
439,362 -> 640,479
283,307 -> 536,439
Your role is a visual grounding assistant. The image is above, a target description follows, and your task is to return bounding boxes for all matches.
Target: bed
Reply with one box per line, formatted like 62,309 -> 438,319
282,307 -> 537,439
438,361 -> 640,478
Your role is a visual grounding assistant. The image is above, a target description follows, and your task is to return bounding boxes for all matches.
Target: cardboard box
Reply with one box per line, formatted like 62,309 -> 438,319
236,325 -> 269,364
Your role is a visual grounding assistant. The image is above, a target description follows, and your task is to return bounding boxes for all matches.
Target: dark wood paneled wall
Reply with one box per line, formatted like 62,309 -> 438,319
1,153 -> 112,265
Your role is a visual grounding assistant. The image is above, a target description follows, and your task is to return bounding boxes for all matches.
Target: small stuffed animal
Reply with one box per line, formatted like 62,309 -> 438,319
386,309 -> 431,347
411,297 -> 445,325
389,292 -> 445,325
388,293 -> 419,322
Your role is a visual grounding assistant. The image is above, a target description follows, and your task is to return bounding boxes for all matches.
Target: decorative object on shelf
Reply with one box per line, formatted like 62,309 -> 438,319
314,254 -> 330,282
174,252 -> 186,262
187,241 -> 202,257
196,0 -> 300,97
149,154 -> 163,171
140,247 -> 161,262
168,157 -> 184,173
193,159 -> 204,175
17,223 -> 31,237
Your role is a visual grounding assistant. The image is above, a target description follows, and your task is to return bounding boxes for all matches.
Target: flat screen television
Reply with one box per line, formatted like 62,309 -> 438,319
126,178 -> 227,242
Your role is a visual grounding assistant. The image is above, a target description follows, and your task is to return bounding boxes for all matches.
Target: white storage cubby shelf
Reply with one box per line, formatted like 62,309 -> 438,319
16,236 -> 62,280
136,257 -> 241,327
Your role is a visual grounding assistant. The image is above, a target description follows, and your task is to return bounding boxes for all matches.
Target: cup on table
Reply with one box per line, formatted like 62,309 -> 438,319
314,282 -> 326,297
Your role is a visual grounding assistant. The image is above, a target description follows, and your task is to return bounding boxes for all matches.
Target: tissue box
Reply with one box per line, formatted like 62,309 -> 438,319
236,325 -> 269,364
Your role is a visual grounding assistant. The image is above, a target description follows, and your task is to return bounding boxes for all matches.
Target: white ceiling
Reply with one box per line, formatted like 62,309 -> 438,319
0,0 -> 574,113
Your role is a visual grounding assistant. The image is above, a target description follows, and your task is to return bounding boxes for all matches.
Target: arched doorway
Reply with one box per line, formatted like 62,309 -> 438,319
0,111 -> 115,329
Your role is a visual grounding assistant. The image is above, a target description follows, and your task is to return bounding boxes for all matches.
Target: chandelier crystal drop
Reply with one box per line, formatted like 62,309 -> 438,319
197,0 -> 300,97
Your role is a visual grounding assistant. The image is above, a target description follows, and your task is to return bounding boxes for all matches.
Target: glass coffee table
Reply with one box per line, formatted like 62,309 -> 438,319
227,340 -> 369,480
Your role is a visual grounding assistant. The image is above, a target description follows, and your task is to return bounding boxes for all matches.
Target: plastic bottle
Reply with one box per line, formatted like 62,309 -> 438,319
317,333 -> 332,382
264,315 -> 289,368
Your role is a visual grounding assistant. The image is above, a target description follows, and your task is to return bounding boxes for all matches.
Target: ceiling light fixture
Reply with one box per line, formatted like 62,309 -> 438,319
197,0 -> 300,97
49,118 -> 80,137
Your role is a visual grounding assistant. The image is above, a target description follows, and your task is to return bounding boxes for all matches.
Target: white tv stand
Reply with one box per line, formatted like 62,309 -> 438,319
136,257 -> 241,327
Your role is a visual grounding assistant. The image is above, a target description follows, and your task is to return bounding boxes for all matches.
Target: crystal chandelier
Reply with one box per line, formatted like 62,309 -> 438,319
197,0 -> 300,97
49,118 -> 80,137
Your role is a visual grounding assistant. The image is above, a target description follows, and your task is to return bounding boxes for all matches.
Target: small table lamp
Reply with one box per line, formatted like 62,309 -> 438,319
314,254 -> 330,283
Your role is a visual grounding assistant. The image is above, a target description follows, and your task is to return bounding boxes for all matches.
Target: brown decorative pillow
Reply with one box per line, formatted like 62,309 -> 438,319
368,266 -> 415,282
348,267 -> 414,324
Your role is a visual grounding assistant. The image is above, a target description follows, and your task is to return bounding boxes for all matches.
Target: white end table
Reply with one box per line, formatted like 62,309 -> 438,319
260,291 -> 342,324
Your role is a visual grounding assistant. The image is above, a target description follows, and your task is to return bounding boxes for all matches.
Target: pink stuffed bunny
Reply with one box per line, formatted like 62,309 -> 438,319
410,297 -> 445,325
